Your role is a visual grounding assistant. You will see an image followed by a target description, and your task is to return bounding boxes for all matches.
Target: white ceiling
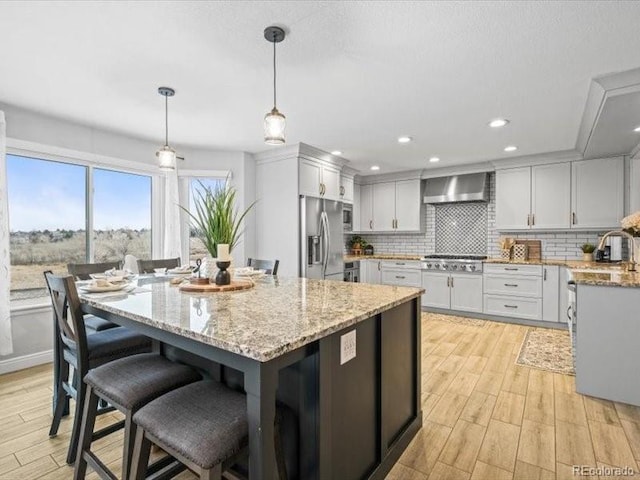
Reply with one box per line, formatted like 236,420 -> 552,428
1,1 -> 640,173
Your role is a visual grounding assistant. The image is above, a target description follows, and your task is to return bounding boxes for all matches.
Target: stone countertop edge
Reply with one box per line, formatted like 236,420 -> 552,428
344,254 -> 423,261
81,287 -> 424,363
570,272 -> 640,288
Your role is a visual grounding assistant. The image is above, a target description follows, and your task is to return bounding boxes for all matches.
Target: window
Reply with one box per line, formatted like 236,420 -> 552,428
93,168 -> 152,263
187,178 -> 225,263
7,154 -> 153,301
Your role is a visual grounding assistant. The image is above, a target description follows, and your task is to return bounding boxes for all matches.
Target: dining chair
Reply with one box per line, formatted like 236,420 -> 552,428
247,258 -> 280,275
74,353 -> 201,480
130,380 -> 288,480
136,257 -> 180,273
43,271 -> 152,465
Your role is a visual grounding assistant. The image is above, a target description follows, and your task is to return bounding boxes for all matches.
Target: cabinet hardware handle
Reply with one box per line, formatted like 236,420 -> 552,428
447,277 -> 450,287
543,268 -> 547,281
532,214 -> 535,226
504,267 -> 519,271
504,305 -> 518,309
527,214 -> 530,226
377,261 -> 381,271
396,262 -> 405,265
572,212 -> 576,225
450,277 -> 454,287
369,220 -> 373,230
504,283 -> 519,287
395,275 -> 406,279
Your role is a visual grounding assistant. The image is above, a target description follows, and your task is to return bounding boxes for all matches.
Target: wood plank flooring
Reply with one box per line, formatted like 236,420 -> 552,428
1,315 -> 639,479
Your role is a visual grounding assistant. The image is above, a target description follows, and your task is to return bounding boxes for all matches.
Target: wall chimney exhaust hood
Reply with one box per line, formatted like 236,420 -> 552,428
423,172 -> 489,204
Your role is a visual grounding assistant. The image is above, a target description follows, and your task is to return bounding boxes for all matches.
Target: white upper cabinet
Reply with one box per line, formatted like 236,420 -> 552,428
495,167 -> 531,230
571,157 -> 624,229
299,159 -> 342,201
359,184 -> 374,231
395,179 -> 422,231
340,174 -> 354,203
531,162 -> 571,229
355,178 -> 422,233
373,182 -> 396,232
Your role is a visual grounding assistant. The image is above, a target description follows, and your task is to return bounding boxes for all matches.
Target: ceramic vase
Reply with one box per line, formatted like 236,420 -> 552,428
582,252 -> 594,262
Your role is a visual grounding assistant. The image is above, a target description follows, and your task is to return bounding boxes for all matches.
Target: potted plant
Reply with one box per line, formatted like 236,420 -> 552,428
349,235 -> 368,254
580,243 -> 596,262
182,179 -> 256,279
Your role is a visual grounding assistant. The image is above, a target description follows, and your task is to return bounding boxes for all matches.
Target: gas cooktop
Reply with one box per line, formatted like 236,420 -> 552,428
420,254 -> 487,272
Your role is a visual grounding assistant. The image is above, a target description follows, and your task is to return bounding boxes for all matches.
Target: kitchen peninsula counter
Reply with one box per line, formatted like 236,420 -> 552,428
80,276 -> 424,479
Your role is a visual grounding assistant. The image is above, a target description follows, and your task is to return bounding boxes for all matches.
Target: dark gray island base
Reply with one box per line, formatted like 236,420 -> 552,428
80,276 -> 423,480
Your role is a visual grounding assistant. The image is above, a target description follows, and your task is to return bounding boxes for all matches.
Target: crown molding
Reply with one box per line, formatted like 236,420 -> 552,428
356,169 -> 423,185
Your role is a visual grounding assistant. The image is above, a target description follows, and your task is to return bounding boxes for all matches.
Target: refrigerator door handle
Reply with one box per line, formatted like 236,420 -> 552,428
322,211 -> 330,278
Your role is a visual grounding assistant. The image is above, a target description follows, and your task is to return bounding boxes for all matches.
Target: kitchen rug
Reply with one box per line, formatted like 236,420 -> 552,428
516,328 -> 575,375
422,312 -> 488,328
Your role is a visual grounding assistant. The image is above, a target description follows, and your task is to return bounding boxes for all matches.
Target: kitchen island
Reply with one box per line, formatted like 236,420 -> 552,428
80,275 -> 424,480
570,269 -> 640,406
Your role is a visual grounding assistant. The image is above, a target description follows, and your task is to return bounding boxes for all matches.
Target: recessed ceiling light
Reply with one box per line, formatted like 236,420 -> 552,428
370,165 -> 380,171
429,157 -> 440,163
634,126 -> 640,132
489,118 -> 509,128
331,150 -> 342,156
504,145 -> 518,152
397,136 -> 413,144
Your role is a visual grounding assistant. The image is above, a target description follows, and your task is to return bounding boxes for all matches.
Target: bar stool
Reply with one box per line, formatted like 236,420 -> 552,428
74,353 -> 202,479
130,380 -> 288,480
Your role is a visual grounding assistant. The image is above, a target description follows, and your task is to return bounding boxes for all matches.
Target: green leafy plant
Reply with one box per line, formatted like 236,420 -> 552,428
181,180 -> 256,258
349,235 -> 368,249
581,243 -> 596,254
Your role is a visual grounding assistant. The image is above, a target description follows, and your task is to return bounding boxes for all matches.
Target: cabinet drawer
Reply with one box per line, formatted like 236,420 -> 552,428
483,295 -> 542,320
483,274 -> 542,297
380,260 -> 421,270
484,263 -> 542,276
381,269 -> 421,287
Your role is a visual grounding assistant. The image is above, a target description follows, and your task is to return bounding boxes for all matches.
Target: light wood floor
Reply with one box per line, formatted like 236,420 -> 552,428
1,315 -> 639,480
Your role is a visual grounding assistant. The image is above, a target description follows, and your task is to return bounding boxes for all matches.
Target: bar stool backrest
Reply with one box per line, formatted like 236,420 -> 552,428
68,261 -> 121,280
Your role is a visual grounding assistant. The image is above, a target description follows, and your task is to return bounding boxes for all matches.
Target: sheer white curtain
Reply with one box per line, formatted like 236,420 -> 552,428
163,168 -> 182,261
0,111 -> 12,355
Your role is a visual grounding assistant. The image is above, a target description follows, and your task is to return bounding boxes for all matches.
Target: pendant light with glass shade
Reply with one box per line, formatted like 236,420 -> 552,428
156,87 -> 177,170
263,26 -> 286,145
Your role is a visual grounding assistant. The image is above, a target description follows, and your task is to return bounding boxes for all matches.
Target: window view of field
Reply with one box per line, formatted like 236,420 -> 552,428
10,229 -> 151,299
7,154 -> 152,301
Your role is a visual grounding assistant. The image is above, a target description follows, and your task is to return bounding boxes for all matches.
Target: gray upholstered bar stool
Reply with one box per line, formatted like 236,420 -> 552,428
74,353 -> 202,480
129,380 -> 288,480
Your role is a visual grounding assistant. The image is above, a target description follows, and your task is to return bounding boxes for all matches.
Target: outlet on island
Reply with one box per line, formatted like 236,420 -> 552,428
340,329 -> 357,365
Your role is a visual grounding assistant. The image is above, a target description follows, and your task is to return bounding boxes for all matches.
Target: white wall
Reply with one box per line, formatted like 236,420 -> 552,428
0,102 -> 254,369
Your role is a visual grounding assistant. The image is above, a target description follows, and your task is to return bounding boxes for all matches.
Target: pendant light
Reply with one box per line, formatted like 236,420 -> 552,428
156,86 -> 177,170
263,26 -> 286,145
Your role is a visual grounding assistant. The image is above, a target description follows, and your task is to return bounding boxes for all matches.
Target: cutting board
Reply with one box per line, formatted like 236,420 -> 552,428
179,279 -> 254,293
515,240 -> 542,261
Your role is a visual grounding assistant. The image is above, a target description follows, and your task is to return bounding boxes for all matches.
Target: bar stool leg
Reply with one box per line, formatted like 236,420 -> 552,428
49,360 -> 69,437
73,386 -> 99,479
67,379 -> 87,464
201,463 -> 222,480
122,411 -> 137,480
130,427 -> 152,480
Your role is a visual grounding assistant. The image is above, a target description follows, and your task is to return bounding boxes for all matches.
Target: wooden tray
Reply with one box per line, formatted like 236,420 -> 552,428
516,239 -> 542,261
179,279 -> 254,293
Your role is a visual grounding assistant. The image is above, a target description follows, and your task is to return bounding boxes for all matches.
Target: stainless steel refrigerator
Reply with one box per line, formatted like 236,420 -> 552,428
300,196 -> 344,281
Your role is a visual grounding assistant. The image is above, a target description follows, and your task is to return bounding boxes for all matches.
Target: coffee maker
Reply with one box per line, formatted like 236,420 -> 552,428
595,235 -> 622,262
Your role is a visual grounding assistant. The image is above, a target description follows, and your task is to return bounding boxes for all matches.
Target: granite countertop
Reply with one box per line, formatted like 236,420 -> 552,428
484,258 -> 626,269
80,276 -> 423,362
344,254 -> 422,262
570,270 -> 640,288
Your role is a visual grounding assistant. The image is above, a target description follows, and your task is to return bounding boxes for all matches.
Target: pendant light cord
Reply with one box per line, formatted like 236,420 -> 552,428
272,36 -> 277,109
165,94 -> 169,146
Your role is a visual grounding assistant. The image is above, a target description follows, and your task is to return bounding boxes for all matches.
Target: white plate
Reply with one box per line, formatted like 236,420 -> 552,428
79,283 -> 130,293
234,268 -> 266,278
167,268 -> 193,276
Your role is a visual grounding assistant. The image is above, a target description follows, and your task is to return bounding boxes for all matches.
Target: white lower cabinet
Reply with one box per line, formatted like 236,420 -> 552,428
421,272 -> 483,313
380,261 -> 421,287
483,295 -> 542,320
360,259 -> 381,284
421,272 -> 451,309
542,266 -> 560,322
450,274 -> 483,313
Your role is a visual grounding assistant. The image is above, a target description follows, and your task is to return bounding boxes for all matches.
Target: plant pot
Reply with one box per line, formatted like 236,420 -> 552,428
582,252 -> 594,262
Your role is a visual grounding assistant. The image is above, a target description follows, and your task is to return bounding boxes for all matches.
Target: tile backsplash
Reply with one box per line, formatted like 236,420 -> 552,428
351,173 -> 609,260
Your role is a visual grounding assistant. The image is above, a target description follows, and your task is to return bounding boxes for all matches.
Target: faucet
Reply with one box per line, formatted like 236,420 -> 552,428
597,230 -> 636,272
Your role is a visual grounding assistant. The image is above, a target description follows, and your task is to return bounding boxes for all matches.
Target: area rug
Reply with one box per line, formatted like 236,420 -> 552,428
422,312 -> 488,327
516,328 -> 575,375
